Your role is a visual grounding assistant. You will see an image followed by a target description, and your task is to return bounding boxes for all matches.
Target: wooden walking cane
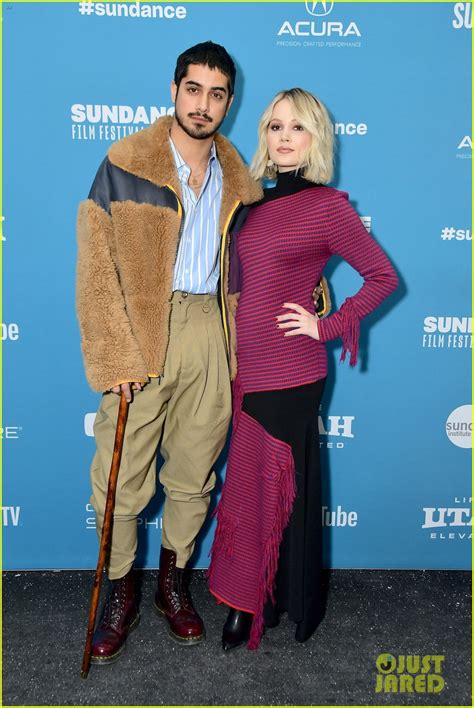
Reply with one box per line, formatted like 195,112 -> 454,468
81,390 -> 130,678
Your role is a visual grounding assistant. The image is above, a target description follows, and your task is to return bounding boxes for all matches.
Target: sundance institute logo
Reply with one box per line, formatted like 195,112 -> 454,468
375,653 -> 445,694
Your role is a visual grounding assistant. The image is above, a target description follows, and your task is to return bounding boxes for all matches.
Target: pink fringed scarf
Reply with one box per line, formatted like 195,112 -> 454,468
208,377 -> 296,649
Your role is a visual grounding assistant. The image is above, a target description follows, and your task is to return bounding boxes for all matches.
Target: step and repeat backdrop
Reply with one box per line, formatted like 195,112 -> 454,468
3,2 -> 471,571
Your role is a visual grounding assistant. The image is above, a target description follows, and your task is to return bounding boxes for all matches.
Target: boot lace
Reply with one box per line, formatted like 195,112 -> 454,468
100,581 -> 126,631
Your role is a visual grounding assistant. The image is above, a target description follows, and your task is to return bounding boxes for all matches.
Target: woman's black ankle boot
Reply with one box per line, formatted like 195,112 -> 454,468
222,607 -> 253,651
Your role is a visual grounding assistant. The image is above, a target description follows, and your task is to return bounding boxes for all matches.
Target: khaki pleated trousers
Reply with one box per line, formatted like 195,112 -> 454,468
90,292 -> 231,579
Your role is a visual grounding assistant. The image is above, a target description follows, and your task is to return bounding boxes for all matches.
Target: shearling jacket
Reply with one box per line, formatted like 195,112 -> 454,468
76,115 -> 263,392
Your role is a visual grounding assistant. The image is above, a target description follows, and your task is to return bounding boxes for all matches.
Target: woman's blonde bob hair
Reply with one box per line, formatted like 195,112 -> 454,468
250,88 -> 334,184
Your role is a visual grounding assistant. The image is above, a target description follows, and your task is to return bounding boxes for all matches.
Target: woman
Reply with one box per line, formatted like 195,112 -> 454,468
208,88 -> 398,651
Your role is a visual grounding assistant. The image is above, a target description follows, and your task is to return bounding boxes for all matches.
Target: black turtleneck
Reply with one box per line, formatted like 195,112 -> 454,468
259,170 -> 318,205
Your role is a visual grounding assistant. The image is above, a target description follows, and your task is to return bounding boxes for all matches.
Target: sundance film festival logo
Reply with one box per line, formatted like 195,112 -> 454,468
276,0 -> 362,48
333,122 -> 367,136
452,2 -> 472,29
446,405 -> 472,449
422,316 -> 472,349
71,103 -> 175,141
85,503 -> 162,530
78,2 -> 187,21
423,497 -> 472,540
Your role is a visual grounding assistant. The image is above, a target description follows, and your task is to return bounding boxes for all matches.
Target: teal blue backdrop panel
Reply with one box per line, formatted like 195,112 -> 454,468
3,2 -> 471,570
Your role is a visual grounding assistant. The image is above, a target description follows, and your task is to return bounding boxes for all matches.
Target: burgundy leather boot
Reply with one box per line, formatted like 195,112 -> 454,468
154,546 -> 205,645
91,568 -> 140,664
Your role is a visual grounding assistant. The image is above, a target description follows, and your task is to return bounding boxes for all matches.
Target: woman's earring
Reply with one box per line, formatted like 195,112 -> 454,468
267,158 -> 274,167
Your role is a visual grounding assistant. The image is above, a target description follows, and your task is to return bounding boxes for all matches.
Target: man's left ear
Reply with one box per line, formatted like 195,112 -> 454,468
225,94 -> 234,116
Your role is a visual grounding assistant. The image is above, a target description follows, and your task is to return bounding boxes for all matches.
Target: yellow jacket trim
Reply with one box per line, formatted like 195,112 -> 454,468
220,200 -> 242,353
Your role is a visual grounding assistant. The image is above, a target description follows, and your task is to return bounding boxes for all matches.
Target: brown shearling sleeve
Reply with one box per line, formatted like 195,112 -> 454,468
76,199 -> 148,392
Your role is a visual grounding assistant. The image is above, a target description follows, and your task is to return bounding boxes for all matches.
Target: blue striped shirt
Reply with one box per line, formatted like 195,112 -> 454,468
170,138 -> 223,294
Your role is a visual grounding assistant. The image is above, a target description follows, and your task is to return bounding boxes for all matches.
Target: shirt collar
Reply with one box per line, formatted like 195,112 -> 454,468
169,137 -> 217,182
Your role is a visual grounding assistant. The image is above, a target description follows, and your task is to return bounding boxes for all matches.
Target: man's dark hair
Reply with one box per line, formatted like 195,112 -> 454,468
174,41 -> 236,96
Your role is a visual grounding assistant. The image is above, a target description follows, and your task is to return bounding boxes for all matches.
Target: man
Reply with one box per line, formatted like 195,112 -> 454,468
76,41 -> 262,664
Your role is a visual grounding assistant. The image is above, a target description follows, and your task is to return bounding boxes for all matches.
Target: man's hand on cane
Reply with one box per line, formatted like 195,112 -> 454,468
110,382 -> 143,403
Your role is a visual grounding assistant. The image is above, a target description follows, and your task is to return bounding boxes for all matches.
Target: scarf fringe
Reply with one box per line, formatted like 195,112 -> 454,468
207,504 -> 237,585
247,454 -> 296,650
339,297 -> 360,367
232,375 -> 244,424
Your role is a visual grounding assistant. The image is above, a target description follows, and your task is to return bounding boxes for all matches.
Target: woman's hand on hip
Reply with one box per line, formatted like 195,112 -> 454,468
276,302 -> 320,340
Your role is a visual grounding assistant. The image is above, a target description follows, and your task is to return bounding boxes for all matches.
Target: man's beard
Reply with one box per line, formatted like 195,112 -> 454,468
174,106 -> 225,141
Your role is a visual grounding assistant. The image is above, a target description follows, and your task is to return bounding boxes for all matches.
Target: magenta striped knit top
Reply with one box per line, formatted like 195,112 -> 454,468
233,185 -> 398,392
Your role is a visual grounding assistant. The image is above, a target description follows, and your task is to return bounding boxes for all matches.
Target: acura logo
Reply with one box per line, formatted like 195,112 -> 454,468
305,1 -> 334,16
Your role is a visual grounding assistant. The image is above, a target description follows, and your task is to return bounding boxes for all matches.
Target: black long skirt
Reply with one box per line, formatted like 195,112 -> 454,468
241,378 -> 326,642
